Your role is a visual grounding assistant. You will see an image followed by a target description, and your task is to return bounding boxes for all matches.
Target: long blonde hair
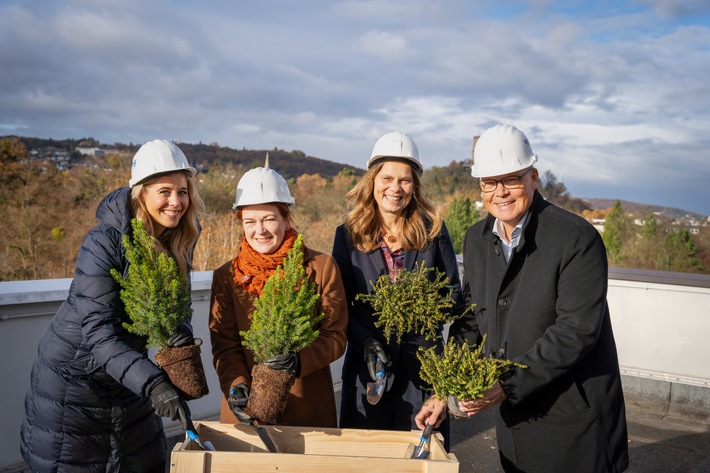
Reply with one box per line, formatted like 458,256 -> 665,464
344,162 -> 442,252
131,171 -> 204,274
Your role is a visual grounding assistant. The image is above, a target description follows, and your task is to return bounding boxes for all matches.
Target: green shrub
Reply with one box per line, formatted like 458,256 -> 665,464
111,219 -> 191,349
241,234 -> 324,363
418,335 -> 526,404
356,263 -> 465,343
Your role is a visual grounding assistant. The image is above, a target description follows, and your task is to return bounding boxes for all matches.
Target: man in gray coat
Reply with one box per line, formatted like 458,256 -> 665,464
416,124 -> 629,473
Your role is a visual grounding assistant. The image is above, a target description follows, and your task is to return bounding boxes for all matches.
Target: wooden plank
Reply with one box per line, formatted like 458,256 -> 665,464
169,444 -> 206,473
170,422 -> 459,473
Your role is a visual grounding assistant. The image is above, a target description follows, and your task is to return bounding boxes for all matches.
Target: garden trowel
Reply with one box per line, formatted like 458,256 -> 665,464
185,418 -> 216,451
366,357 -> 386,405
247,420 -> 280,453
411,423 -> 434,459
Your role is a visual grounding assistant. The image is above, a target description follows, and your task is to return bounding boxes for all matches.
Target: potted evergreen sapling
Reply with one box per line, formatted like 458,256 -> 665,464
111,218 -> 208,400
356,263 -> 466,343
417,335 -> 527,417
240,234 -> 324,424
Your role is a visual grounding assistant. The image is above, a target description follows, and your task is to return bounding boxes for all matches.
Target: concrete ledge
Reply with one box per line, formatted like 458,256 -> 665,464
622,375 -> 710,424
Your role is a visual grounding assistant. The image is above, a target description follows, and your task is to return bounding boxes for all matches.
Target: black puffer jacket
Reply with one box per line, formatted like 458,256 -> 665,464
21,187 -> 170,473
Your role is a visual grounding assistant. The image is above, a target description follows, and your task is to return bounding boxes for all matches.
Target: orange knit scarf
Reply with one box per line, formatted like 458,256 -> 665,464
232,228 -> 299,295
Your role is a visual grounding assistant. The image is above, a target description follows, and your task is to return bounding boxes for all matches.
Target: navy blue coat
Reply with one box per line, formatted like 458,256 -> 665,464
450,191 -> 629,473
332,223 -> 460,435
21,187 -> 171,473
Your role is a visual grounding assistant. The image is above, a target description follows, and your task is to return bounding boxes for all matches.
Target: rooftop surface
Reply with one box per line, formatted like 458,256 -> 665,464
159,395 -> 709,473
448,399 -> 710,473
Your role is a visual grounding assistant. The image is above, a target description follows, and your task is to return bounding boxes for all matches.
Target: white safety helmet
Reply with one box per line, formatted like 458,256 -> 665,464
366,131 -> 423,176
129,139 -> 196,187
471,125 -> 538,178
233,156 -> 295,209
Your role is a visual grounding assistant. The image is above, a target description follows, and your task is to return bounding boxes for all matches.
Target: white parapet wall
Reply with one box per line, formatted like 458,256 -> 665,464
0,268 -> 707,469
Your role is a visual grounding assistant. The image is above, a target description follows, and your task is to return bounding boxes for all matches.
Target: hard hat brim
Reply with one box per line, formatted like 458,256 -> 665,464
367,156 -> 423,176
129,167 -> 196,188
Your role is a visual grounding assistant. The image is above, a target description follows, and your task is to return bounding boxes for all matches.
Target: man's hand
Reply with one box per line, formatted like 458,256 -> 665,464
150,381 -> 190,431
363,337 -> 391,381
458,382 -> 507,416
228,383 -> 253,425
264,352 -> 301,377
415,396 -> 447,429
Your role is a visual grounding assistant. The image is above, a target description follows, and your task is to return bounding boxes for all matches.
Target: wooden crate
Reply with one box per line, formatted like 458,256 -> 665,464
170,421 -> 458,473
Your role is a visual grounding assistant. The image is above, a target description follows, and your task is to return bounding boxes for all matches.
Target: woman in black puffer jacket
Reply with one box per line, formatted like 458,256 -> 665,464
20,140 -> 203,473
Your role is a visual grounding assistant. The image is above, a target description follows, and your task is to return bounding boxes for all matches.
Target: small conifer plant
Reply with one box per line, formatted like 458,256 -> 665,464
417,334 -> 527,411
241,234 -> 324,363
356,263 -> 467,343
111,218 -> 191,349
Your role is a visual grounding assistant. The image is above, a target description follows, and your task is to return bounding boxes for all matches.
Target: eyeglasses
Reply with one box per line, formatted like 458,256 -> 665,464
478,167 -> 534,193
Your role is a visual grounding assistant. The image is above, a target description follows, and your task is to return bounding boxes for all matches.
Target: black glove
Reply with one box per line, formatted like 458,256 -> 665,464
264,352 -> 301,377
228,383 -> 252,425
167,323 -> 195,348
150,381 -> 190,431
363,337 -> 391,381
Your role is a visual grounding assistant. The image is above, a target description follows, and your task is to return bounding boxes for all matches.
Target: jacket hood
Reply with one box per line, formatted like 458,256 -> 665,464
96,187 -> 134,235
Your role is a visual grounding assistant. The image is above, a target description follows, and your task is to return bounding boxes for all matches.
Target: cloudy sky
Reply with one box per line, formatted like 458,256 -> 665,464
2,0 -> 709,215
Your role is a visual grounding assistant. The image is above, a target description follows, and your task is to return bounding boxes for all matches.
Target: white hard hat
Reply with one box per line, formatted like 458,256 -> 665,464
367,131 -> 423,176
233,157 -> 295,209
129,140 -> 196,187
471,125 -> 538,178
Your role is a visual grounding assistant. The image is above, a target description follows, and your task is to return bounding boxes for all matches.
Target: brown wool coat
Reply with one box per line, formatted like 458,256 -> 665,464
209,245 -> 348,428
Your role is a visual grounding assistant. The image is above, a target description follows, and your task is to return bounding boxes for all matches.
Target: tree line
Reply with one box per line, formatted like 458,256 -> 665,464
0,137 -> 706,281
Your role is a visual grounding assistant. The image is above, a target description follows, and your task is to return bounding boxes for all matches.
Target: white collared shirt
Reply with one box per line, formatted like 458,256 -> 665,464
492,212 -> 529,263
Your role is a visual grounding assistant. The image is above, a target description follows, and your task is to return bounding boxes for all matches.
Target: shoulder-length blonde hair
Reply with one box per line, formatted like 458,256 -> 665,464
131,171 -> 204,274
344,162 -> 442,252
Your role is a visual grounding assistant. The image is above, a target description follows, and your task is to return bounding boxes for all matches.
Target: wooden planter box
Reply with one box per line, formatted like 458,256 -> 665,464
170,421 -> 458,472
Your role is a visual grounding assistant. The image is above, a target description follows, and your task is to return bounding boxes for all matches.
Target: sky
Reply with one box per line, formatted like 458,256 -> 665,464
1,0 -> 709,216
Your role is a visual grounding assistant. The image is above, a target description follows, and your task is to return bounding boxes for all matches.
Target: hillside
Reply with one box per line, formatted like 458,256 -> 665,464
5,136 -> 364,180
6,134 -> 706,219
582,198 -> 706,221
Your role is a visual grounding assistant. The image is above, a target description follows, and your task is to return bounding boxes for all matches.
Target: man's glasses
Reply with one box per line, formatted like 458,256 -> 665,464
478,167 -> 533,193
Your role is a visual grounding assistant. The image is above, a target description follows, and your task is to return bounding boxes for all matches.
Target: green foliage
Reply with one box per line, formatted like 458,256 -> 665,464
640,213 -> 657,239
110,219 -> 192,349
420,161 -> 478,203
418,335 -> 526,404
656,229 -> 705,272
356,263 -> 468,343
603,200 -> 632,264
445,196 -> 480,254
241,234 -> 325,364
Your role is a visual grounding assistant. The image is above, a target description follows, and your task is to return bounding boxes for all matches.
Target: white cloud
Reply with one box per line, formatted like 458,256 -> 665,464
1,0 -> 709,214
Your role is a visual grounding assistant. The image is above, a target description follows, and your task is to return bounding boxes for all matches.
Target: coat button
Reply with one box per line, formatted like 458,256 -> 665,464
498,298 -> 507,307
494,249 -> 501,256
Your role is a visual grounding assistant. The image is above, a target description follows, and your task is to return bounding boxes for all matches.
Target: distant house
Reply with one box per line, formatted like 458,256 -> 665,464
76,147 -> 105,157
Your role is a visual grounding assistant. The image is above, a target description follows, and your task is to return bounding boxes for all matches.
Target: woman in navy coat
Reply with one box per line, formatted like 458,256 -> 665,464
20,140 -> 203,472
332,132 -> 460,445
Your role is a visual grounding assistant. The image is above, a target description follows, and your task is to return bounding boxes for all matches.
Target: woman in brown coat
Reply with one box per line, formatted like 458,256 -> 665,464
209,162 -> 348,427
